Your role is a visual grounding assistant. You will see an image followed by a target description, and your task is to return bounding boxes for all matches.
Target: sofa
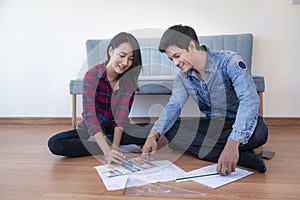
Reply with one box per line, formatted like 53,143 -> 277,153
69,34 -> 265,128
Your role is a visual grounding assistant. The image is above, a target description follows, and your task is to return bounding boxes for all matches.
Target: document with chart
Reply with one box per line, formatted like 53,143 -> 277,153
94,159 -> 185,190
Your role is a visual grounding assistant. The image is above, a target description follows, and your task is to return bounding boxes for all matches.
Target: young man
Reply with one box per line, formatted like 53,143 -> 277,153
142,25 -> 268,175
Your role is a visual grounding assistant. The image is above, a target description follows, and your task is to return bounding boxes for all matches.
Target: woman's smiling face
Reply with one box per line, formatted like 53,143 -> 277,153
108,42 -> 134,74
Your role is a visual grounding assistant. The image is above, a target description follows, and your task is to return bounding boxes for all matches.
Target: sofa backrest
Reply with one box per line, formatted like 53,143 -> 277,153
85,33 -> 253,77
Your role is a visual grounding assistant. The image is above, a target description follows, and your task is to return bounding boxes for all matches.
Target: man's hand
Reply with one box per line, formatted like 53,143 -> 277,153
141,131 -> 159,161
217,140 -> 240,175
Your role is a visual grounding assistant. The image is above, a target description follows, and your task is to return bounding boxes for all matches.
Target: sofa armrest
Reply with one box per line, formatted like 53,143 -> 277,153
69,79 -> 83,95
252,75 -> 265,93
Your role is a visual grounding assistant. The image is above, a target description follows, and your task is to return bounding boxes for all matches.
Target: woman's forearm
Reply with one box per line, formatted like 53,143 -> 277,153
94,132 -> 111,155
112,127 -> 123,150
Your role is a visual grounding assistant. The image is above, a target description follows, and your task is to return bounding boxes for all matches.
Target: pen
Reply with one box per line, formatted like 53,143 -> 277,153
176,172 -> 219,182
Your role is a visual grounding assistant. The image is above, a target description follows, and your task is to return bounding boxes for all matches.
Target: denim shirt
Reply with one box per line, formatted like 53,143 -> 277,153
151,46 -> 260,144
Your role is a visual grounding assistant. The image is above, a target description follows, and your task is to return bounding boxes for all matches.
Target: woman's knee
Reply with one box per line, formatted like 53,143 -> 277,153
47,131 -> 72,156
47,135 -> 62,155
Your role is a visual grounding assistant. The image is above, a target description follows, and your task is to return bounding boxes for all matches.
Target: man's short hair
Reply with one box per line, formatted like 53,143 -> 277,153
159,24 -> 200,53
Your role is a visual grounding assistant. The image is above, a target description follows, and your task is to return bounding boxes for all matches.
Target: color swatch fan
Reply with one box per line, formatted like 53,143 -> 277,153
102,157 -> 156,178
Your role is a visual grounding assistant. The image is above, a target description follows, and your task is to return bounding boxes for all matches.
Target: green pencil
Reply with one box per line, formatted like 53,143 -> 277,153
176,172 -> 219,182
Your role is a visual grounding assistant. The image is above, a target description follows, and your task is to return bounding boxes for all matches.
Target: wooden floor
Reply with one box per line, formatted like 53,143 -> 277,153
0,119 -> 300,200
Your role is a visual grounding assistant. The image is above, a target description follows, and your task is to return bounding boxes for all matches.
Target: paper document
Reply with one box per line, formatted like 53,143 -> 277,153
177,164 -> 253,188
95,160 -> 185,191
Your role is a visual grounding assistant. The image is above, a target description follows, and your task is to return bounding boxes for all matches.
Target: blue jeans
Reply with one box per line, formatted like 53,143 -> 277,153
48,123 -> 152,157
164,115 -> 268,163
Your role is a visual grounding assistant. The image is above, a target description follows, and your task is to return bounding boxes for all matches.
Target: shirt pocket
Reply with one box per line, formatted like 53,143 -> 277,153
210,81 -> 227,107
186,87 -> 198,99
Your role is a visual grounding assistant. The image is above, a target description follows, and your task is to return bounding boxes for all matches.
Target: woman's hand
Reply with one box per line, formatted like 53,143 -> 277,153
93,131 -> 125,165
103,148 -> 125,165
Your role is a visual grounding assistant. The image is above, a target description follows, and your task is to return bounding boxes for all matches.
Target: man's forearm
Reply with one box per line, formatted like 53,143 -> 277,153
148,131 -> 160,140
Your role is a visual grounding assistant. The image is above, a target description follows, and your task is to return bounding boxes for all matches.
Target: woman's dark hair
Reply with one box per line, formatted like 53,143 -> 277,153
107,32 -> 142,90
159,24 -> 202,53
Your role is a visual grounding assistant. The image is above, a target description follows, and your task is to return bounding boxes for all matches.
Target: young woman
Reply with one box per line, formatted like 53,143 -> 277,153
48,32 -> 149,164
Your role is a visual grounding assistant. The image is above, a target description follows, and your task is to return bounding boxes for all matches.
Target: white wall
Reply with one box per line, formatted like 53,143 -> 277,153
0,0 -> 299,117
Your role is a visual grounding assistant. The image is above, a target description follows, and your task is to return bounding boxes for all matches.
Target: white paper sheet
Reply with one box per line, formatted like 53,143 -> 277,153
94,160 -> 185,191
177,164 -> 254,189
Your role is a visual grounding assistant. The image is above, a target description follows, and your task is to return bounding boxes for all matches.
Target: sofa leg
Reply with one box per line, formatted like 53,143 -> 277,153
72,94 -> 77,129
258,92 -> 263,116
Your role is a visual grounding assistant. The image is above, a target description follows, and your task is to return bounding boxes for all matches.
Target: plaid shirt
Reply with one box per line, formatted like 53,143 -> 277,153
78,63 -> 135,136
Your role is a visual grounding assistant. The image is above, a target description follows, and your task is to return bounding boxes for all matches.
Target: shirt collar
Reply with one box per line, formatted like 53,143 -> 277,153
205,46 -> 216,73
97,62 -> 109,82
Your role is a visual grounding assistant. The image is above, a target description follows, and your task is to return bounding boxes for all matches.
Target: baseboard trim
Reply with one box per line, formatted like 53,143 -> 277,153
264,117 -> 300,128
130,117 -> 300,128
0,117 -> 72,126
0,117 -> 299,128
